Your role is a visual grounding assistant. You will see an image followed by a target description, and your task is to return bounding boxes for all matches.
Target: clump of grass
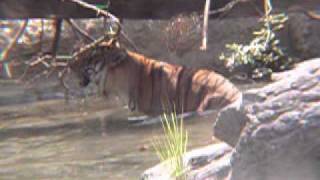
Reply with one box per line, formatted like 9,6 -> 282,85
152,111 -> 188,178
219,0 -> 292,79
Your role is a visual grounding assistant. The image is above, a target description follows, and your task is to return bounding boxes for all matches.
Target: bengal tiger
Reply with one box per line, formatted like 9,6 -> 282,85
69,39 -> 242,118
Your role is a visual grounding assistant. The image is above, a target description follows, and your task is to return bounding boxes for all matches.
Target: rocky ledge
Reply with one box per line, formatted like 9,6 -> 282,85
142,58 -> 320,180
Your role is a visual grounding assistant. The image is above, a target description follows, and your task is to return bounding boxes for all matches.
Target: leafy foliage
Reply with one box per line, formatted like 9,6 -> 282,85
220,2 -> 292,79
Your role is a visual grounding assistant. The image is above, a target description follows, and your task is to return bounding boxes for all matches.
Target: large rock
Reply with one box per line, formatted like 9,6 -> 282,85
142,58 -> 320,179
214,58 -> 320,146
216,58 -> 320,180
141,143 -> 233,180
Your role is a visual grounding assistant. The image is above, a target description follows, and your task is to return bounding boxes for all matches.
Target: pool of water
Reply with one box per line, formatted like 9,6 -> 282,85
0,80 -> 264,179
0,91 -> 219,179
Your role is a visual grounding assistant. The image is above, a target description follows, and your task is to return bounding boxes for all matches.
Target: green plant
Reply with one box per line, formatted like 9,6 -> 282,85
95,2 -> 109,10
152,111 -> 188,178
219,0 -> 292,79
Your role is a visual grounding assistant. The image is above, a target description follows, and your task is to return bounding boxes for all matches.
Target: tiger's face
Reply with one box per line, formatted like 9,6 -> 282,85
69,42 -> 127,89
70,49 -> 106,88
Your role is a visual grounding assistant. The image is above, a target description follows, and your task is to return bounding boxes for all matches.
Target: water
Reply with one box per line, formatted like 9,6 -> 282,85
0,78 -> 267,179
0,80 -> 221,179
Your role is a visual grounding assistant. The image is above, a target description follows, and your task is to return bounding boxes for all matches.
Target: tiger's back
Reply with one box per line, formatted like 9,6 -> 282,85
125,51 -> 242,115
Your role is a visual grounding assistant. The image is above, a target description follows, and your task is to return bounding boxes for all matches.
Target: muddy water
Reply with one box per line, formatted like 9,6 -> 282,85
0,80 -> 261,180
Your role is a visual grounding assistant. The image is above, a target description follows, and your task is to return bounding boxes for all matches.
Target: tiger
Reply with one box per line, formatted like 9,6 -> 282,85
69,38 -> 242,117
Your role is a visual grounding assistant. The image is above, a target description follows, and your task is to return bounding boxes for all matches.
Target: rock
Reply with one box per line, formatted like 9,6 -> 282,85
213,106 -> 249,147
288,11 -> 320,59
141,143 -> 232,180
229,58 -> 320,180
214,58 -> 320,180
214,58 -> 320,146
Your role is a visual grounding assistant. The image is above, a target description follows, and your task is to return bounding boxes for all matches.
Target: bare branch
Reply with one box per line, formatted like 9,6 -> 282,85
199,0 -> 254,50
63,0 -> 141,52
71,33 -> 112,60
200,0 -> 211,51
1,20 -> 28,62
65,19 -> 95,42
120,30 -> 139,52
199,0 -> 251,18
307,10 -> 320,20
64,0 -> 119,23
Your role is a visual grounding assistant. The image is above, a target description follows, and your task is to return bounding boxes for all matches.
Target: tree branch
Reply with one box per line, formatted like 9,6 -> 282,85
65,19 -> 95,42
64,0 -> 119,23
1,20 -> 28,63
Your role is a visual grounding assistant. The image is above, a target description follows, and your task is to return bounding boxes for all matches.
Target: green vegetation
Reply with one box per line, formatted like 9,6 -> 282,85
220,0 -> 292,79
95,3 -> 109,10
152,111 -> 188,178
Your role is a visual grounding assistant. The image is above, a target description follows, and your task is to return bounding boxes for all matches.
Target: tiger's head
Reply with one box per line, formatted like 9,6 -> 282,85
69,39 -> 127,89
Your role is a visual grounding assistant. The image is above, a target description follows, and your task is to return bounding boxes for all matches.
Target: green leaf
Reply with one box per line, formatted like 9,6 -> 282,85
95,3 -> 109,10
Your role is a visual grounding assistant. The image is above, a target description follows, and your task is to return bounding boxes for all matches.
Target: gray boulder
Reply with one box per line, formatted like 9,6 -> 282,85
215,58 -> 320,180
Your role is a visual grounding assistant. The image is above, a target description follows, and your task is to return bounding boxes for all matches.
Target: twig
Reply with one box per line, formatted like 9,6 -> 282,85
64,0 -> 119,24
307,10 -> 320,20
19,54 -> 52,81
120,30 -> 139,52
1,20 -> 28,63
71,33 -> 112,60
199,0 -> 251,18
65,19 -> 95,42
200,0 -> 211,51
0,20 -> 28,78
29,54 -> 52,67
64,0 -> 139,52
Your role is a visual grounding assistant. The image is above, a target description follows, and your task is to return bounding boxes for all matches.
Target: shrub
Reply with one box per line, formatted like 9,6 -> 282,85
220,1 -> 292,79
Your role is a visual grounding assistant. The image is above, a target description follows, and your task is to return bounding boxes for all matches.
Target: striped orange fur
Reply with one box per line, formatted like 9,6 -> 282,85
70,41 -> 242,116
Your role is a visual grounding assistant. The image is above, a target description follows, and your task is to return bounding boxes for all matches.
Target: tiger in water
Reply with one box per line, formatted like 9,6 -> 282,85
69,38 -> 242,118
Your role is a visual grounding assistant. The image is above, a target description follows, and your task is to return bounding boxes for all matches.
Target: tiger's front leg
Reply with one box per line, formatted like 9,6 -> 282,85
128,96 -> 136,111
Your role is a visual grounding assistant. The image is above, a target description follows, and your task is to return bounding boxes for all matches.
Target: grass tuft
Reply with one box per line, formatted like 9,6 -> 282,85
152,110 -> 188,178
